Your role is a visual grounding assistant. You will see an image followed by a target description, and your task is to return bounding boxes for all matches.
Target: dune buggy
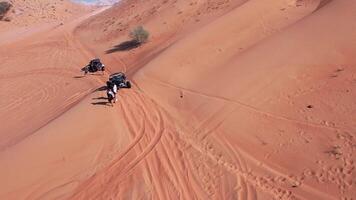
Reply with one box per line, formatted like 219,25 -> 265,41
81,58 -> 105,75
108,72 -> 131,89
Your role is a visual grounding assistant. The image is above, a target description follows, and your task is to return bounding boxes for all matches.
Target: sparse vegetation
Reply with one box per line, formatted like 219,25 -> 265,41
325,145 -> 342,158
0,1 -> 12,20
129,26 -> 149,44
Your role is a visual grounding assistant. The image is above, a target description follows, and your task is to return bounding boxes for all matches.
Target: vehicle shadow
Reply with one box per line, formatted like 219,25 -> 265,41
106,40 -> 141,54
73,73 -> 103,79
92,97 -> 108,100
91,95 -> 111,105
89,73 -> 105,76
73,75 -> 85,79
91,101 -> 111,106
93,86 -> 107,93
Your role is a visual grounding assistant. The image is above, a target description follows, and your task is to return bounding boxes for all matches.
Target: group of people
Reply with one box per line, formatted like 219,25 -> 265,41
106,81 -> 118,105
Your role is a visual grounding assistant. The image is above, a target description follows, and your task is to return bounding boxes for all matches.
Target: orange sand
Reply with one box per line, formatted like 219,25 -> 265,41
0,0 -> 355,199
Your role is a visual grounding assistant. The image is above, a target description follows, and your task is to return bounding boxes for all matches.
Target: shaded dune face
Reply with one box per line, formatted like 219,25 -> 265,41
1,0 -> 356,199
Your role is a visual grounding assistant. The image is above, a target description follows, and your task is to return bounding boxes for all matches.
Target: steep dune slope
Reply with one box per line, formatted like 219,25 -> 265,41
0,5 -> 124,200
1,0 -> 355,199
0,5 -> 107,151
0,17 -> 98,150
75,0 -> 249,73
68,0 -> 356,199
133,0 -> 356,199
75,0 -> 325,74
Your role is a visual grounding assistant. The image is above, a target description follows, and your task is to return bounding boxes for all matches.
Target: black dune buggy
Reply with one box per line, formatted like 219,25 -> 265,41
81,58 -> 105,75
108,72 -> 131,89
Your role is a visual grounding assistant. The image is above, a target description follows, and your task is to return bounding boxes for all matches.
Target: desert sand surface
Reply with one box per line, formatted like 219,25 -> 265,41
0,0 -> 355,199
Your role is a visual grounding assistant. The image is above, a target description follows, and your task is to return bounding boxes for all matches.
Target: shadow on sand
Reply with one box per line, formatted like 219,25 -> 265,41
91,101 -> 112,106
92,97 -> 108,100
93,86 -> 107,93
73,73 -> 103,79
106,40 -> 141,54
73,75 -> 86,79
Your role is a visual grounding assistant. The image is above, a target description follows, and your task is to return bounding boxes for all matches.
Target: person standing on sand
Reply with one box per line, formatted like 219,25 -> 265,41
106,81 -> 118,105
112,83 -> 118,103
107,88 -> 115,106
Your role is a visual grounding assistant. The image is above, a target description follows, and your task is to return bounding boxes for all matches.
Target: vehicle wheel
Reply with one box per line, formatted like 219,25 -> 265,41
126,81 -> 132,88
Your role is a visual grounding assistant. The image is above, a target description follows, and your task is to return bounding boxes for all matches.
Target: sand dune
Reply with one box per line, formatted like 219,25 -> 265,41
2,0 -> 91,26
0,6 -> 110,150
0,0 -> 355,199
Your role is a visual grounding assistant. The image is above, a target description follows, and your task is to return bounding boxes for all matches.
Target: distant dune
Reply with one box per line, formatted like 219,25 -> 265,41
0,0 -> 355,199
0,0 -> 92,29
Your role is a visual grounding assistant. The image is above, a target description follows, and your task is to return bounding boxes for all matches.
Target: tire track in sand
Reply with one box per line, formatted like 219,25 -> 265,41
133,79 -> 339,199
70,89 -> 166,199
145,77 -> 349,132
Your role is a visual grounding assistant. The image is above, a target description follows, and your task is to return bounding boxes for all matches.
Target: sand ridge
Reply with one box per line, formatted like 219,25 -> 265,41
0,0 -> 355,199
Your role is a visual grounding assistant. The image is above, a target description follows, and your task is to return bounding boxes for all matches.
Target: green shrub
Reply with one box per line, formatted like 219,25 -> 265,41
129,26 -> 149,43
0,1 -> 12,20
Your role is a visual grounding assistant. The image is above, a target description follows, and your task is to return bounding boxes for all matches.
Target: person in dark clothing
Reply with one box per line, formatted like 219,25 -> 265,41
107,88 -> 115,106
106,81 -> 118,105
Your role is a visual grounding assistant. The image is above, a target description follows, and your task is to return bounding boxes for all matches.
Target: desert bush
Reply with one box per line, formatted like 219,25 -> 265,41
129,26 -> 149,43
0,1 -> 12,20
